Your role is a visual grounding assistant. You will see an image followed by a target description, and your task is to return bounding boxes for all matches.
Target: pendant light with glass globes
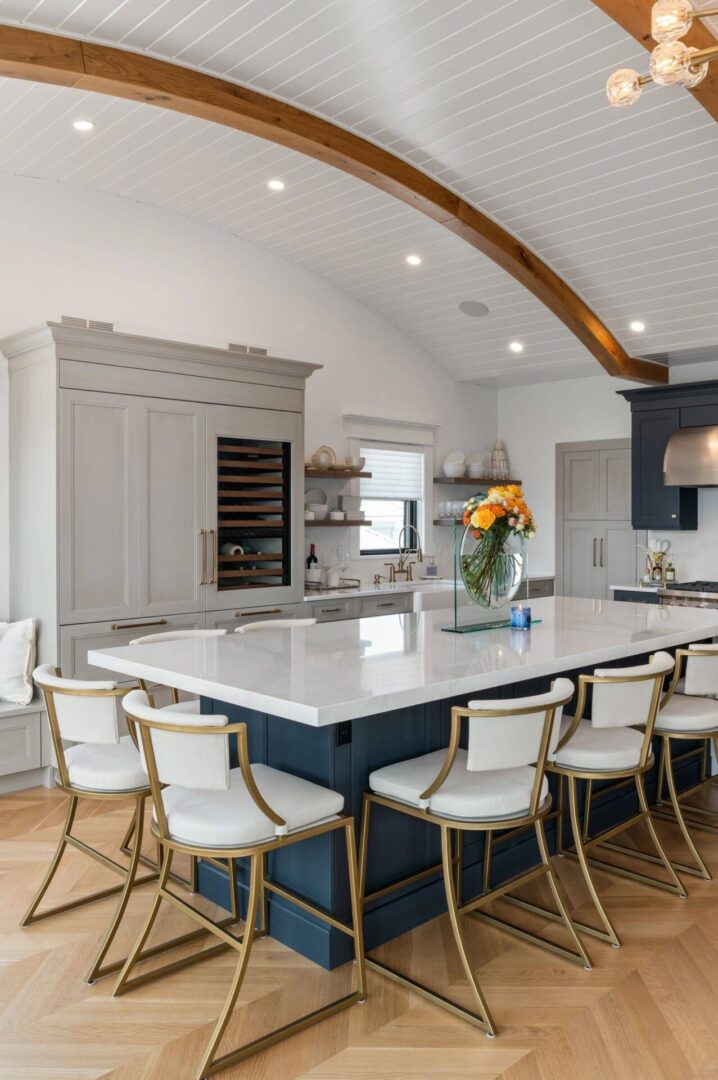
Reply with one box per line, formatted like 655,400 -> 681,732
607,1 -> 718,108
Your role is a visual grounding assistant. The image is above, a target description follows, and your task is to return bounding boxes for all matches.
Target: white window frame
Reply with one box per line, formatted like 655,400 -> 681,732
343,415 -> 435,563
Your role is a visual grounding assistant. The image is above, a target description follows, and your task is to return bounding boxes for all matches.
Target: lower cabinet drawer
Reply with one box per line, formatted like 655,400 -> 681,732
60,613 -> 206,682
0,705 -> 43,777
311,599 -> 356,622
359,593 -> 412,617
528,578 -> 554,599
208,603 -> 305,631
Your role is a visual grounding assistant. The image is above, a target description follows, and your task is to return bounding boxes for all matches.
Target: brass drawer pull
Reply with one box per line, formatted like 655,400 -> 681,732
234,608 -> 283,618
377,602 -> 395,608
112,619 -> 168,631
321,607 -> 342,614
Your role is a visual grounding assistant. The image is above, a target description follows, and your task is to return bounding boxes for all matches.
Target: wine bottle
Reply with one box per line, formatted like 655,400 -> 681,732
306,543 -> 318,570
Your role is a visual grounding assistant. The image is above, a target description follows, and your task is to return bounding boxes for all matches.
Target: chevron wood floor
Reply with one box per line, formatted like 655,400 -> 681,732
4,788 -> 718,1080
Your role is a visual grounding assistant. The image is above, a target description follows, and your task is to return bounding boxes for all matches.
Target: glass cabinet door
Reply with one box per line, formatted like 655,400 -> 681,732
205,405 -> 303,610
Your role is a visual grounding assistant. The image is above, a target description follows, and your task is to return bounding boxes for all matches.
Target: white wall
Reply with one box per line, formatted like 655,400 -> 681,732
0,174 -> 497,614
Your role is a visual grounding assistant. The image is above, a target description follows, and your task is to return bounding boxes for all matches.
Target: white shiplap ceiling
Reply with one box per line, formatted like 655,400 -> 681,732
0,0 -> 717,387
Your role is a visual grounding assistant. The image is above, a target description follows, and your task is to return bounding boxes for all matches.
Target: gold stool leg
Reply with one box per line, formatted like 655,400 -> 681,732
582,779 -> 593,843
86,797 -> 146,983
568,774 -> 621,947
635,772 -> 687,897
440,826 -> 496,1037
482,831 -> 493,894
228,858 -> 240,921
195,854 -> 262,1079
534,818 -> 592,969
357,793 -> 372,904
345,821 -> 367,1001
258,852 -> 269,937
22,794 -> 79,926
662,737 -> 711,879
114,847 -> 175,997
656,740 -> 668,807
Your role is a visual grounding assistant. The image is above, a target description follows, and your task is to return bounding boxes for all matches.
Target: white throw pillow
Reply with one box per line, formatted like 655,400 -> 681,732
0,618 -> 37,706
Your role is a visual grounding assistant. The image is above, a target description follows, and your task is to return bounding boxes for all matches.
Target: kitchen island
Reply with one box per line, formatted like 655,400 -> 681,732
90,596 -> 718,968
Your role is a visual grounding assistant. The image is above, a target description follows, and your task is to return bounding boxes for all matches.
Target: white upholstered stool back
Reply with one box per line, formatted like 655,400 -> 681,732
123,689 -> 229,791
129,629 -> 227,645
235,619 -> 317,633
586,651 -> 674,728
33,663 -> 122,744
465,678 -> 574,771
682,644 -> 718,696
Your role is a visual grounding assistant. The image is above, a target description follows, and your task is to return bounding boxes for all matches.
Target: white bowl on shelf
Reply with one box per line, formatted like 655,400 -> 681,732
346,455 -> 365,471
308,505 -> 329,520
443,463 -> 466,478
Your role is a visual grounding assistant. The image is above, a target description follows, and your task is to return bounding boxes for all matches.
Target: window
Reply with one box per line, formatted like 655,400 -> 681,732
359,443 -> 424,556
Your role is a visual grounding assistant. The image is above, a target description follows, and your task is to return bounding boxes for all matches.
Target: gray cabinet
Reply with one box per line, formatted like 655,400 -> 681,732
563,447 -> 631,521
207,603 -> 305,631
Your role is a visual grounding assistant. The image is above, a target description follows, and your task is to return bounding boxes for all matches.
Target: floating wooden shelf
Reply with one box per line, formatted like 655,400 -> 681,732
305,519 -> 371,527
304,469 -> 372,479
433,476 -> 521,485
434,518 -> 464,526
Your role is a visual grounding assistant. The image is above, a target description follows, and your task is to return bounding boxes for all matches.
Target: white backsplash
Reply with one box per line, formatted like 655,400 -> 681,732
649,488 -> 718,582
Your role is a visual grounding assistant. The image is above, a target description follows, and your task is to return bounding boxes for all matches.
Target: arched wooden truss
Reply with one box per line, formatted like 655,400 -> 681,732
0,24 -> 668,384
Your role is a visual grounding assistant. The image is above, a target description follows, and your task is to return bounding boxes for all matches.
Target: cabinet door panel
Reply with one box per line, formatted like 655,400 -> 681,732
602,527 -> 641,600
138,400 -> 206,616
563,451 -> 600,520
563,524 -> 603,599
600,448 -> 631,520
59,391 -> 139,624
60,613 -> 205,683
632,409 -> 697,530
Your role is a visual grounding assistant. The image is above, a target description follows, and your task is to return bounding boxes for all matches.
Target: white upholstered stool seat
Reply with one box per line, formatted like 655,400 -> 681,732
369,748 -> 548,821
552,717 -> 645,772
156,764 -> 344,849
655,693 -> 718,733
63,736 -> 148,793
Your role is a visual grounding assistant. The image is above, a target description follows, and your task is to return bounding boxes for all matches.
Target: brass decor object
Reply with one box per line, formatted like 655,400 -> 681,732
358,686 -> 591,1038
607,1 -> 718,107
116,706 -> 366,1080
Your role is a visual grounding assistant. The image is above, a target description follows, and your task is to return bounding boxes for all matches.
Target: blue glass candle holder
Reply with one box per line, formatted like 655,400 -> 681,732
510,604 -> 531,630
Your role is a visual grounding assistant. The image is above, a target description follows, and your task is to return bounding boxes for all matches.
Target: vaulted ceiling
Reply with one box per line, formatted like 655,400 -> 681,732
0,0 -> 717,387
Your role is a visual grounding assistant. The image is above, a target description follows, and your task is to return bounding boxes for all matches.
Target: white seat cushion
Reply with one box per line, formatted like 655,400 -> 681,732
369,748 -> 547,822
63,736 -> 147,793
553,717 -> 643,772
161,699 -> 200,715
655,693 -> 718,734
158,764 -> 344,848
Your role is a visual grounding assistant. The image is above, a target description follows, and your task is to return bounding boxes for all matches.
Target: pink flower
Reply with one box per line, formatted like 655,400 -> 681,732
509,517 -> 517,527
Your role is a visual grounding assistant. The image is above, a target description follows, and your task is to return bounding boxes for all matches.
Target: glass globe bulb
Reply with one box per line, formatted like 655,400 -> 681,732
650,40 -> 692,85
681,47 -> 709,87
606,68 -> 643,107
651,0 -> 693,44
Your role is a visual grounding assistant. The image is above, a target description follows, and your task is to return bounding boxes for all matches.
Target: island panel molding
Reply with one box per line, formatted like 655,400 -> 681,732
0,24 -> 667,387
593,0 -> 718,122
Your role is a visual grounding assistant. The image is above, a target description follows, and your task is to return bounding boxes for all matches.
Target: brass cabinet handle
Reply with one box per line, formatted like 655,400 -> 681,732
233,608 -> 283,618
199,529 -> 208,585
320,607 -> 342,614
671,513 -> 678,519
592,538 -> 597,568
208,528 -> 217,584
112,619 -> 168,631
377,602 -> 395,608
599,537 -> 604,568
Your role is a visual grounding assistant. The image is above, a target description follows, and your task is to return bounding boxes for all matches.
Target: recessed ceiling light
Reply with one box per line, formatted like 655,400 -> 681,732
630,319 -> 646,333
267,178 -> 285,191
73,119 -> 94,132
458,300 -> 490,318
509,341 -> 524,354
406,254 -> 422,267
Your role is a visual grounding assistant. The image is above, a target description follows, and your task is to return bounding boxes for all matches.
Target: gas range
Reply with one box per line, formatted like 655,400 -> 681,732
658,581 -> 718,607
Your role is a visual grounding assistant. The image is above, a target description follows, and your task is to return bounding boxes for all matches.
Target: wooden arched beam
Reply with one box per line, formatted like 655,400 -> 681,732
0,24 -> 667,384
592,0 -> 718,123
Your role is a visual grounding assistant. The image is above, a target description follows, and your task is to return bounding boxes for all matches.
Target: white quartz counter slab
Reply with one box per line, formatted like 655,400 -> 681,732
89,596 -> 718,728
610,584 -> 661,594
303,580 -> 451,602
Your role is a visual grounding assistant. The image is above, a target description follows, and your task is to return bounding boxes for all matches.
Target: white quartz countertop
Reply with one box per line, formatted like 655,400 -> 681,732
303,579 -> 452,602
89,596 -> 718,728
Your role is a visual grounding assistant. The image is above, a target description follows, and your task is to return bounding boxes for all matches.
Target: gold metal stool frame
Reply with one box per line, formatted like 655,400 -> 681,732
358,687 -> 591,1039
115,708 -> 366,1080
650,646 -> 718,881
540,661 -> 685,950
25,669 -> 159,984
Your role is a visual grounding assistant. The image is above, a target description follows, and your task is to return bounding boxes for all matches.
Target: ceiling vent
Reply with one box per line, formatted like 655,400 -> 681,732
228,342 -> 268,357
61,315 -> 114,331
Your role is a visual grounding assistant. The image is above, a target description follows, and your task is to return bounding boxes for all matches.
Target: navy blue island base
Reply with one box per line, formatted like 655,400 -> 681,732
197,644 -> 708,971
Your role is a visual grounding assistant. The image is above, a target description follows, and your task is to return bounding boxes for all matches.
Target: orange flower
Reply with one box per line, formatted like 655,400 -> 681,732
463,510 -> 470,526
475,506 -> 496,531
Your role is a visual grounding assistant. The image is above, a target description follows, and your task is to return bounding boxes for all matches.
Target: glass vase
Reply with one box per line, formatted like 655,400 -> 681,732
459,525 -> 525,610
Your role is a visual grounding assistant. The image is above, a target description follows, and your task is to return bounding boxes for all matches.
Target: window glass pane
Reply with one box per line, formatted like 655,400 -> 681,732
360,499 -> 405,553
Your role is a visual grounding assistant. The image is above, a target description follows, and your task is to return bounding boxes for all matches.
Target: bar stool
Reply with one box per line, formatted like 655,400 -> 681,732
129,628 -> 228,711
548,651 -> 679,950
234,618 -> 317,632
115,689 -> 365,1080
358,678 -> 588,1038
652,643 -> 718,880
26,665 -> 156,984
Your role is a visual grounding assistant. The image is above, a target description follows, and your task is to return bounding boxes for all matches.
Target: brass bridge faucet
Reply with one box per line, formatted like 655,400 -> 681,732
385,524 -> 423,583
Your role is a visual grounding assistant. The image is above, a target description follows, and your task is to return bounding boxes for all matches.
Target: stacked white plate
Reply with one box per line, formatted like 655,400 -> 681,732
443,451 -> 466,478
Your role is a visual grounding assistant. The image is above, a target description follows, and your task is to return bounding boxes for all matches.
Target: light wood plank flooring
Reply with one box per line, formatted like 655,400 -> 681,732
4,785 -> 718,1079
